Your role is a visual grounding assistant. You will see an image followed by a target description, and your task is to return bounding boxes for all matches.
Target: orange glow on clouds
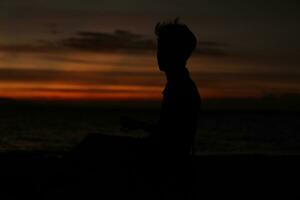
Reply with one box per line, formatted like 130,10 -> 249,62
0,82 -> 163,101
0,50 -> 299,101
0,91 -> 162,101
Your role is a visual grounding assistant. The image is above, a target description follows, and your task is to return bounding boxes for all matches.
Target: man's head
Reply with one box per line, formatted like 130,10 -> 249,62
155,18 -> 197,72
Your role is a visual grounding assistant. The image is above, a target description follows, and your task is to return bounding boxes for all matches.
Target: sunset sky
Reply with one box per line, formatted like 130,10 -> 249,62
0,0 -> 300,101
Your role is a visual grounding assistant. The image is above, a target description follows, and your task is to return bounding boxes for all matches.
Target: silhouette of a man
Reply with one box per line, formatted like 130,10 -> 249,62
151,19 -> 201,156
122,19 -> 201,156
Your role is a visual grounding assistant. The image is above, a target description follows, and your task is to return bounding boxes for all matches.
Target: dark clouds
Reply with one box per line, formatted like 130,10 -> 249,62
1,0 -> 300,58
0,43 -> 58,53
195,42 -> 227,56
61,30 -> 155,53
0,29 -> 227,56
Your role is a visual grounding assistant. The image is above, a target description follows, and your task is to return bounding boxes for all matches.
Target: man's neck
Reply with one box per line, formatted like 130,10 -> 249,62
165,67 -> 189,83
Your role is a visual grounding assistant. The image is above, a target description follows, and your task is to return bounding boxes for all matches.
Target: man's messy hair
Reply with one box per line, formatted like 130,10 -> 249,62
155,18 -> 197,60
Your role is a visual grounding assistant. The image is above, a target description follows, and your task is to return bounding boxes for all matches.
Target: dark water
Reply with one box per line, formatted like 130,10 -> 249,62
0,103 -> 299,154
0,103 -> 300,199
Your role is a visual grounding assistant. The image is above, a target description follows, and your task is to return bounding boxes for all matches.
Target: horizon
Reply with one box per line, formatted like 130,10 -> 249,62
1,93 -> 300,111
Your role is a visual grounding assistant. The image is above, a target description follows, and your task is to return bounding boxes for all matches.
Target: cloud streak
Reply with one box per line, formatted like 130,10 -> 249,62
61,30 -> 154,53
0,30 -> 227,56
0,68 -> 299,100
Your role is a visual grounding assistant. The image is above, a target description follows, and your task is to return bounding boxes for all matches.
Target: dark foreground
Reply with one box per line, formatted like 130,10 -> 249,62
0,134 -> 299,199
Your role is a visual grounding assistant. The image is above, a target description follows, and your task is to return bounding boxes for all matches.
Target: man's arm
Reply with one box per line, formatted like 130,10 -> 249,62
120,116 -> 157,134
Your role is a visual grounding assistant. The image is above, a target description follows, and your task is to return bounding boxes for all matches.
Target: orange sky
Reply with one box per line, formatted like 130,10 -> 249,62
0,50 -> 299,101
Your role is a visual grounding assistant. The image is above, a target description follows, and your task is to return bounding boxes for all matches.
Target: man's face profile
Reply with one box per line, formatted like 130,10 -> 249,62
155,19 -> 197,72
